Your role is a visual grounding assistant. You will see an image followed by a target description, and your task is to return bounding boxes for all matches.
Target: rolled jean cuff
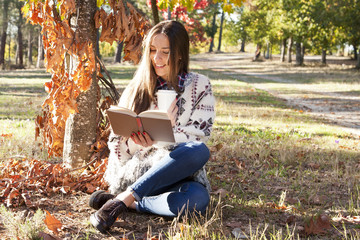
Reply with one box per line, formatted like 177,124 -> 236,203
127,187 -> 141,201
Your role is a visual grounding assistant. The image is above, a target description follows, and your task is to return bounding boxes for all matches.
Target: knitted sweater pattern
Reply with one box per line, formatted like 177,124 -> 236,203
104,72 -> 216,194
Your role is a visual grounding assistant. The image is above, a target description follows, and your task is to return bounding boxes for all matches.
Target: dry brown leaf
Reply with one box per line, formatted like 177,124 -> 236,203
304,214 -> 331,235
45,210 -> 62,234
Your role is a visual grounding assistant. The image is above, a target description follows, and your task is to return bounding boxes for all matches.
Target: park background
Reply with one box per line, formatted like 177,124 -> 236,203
0,0 -> 360,239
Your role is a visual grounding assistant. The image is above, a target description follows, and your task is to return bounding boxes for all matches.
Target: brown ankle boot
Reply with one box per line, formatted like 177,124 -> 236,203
90,198 -> 127,233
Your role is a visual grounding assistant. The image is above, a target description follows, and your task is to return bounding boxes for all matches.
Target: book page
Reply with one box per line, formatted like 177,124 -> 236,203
107,109 -> 139,137
141,117 -> 175,142
138,110 -> 169,120
108,106 -> 137,118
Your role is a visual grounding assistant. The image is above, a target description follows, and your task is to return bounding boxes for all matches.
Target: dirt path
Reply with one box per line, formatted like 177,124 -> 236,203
192,52 -> 360,136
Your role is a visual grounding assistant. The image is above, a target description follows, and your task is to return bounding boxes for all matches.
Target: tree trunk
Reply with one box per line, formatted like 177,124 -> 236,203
217,10 -> 225,52
96,29 -> 101,58
295,42 -> 303,66
167,6 -> 171,20
254,44 -> 261,61
0,0 -> 9,66
321,49 -> 326,64
356,48 -> 360,69
151,0 -> 160,24
63,0 -> 99,168
114,41 -> 123,63
280,38 -> 286,62
265,42 -> 270,59
209,10 -> 217,53
287,37 -> 293,63
36,33 -> 44,68
240,38 -> 245,52
15,4 -> 24,68
28,29 -> 33,66
354,45 -> 358,60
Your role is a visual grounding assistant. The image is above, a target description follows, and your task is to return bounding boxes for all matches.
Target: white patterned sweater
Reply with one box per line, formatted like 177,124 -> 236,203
104,72 -> 216,194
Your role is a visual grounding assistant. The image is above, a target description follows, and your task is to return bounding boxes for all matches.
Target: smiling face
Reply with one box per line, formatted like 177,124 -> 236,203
150,33 -> 171,81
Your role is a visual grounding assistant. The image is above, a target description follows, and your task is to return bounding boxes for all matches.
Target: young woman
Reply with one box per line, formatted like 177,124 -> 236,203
89,20 -> 215,233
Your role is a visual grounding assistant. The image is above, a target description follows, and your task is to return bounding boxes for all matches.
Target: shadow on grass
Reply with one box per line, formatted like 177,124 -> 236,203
0,85 -> 46,95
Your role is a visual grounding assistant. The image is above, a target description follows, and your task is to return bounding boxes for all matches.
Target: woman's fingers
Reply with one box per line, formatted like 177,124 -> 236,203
131,131 -> 153,147
167,99 -> 178,127
142,131 -> 154,145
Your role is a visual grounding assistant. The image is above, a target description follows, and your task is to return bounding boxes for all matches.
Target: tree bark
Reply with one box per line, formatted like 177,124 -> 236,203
167,6 -> 171,20
265,42 -> 270,59
280,38 -> 286,62
208,10 -> 217,53
321,49 -> 326,64
63,0 -> 99,168
28,29 -> 33,66
240,38 -> 245,52
354,45 -> 358,60
253,44 -> 261,61
151,0 -> 160,24
217,10 -> 225,52
114,41 -> 123,63
15,3 -> 24,68
295,42 -> 303,66
357,48 -> 360,69
36,32 -> 44,68
0,0 -> 10,66
287,37 -> 293,63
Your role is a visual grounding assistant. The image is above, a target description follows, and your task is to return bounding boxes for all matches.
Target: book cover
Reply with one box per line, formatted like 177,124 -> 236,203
106,106 -> 175,143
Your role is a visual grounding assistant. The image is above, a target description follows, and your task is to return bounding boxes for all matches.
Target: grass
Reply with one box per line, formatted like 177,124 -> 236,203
1,54 -> 360,239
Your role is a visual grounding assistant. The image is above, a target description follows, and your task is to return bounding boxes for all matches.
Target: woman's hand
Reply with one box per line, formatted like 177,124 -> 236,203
167,98 -> 178,127
131,131 -> 154,147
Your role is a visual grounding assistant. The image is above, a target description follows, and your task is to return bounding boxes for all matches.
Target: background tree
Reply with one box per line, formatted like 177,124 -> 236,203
0,0 -> 11,68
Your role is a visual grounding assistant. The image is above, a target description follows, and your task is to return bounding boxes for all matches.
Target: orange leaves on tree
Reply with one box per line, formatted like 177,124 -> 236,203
25,0 -> 149,157
94,1 -> 151,64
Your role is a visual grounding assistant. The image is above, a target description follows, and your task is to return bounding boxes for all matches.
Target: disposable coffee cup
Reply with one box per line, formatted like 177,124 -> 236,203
157,90 -> 177,111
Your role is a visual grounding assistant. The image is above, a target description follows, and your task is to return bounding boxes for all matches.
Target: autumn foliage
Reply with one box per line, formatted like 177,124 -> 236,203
0,0 -> 150,209
23,0 -> 150,157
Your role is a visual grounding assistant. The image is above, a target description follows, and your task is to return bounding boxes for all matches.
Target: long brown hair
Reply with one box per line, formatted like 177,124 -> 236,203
123,20 -> 190,114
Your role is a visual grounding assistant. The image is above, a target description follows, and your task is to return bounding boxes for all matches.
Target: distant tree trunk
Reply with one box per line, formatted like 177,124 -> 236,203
254,44 -> 261,61
7,35 -> 11,63
240,38 -> 245,52
113,41 -> 123,63
356,48 -> 360,69
280,38 -> 286,62
265,42 -> 270,59
209,10 -> 217,53
321,49 -> 326,64
150,0 -> 160,24
295,42 -> 303,65
354,45 -> 358,60
167,6 -> 171,20
36,33 -> 44,68
28,30 -> 33,66
15,3 -> 24,68
0,0 -> 10,66
287,37 -> 293,63
63,0 -> 99,168
96,29 -> 101,58
217,10 -> 225,52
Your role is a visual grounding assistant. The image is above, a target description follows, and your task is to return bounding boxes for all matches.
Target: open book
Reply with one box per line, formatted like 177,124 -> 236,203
106,106 -> 175,143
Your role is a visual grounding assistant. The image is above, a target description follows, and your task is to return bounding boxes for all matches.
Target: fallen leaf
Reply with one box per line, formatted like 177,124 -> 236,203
44,210 -> 62,234
212,188 -> 228,198
304,214 -> 331,235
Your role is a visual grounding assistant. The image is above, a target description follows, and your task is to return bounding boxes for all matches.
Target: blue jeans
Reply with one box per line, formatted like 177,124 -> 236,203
129,141 -> 210,217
